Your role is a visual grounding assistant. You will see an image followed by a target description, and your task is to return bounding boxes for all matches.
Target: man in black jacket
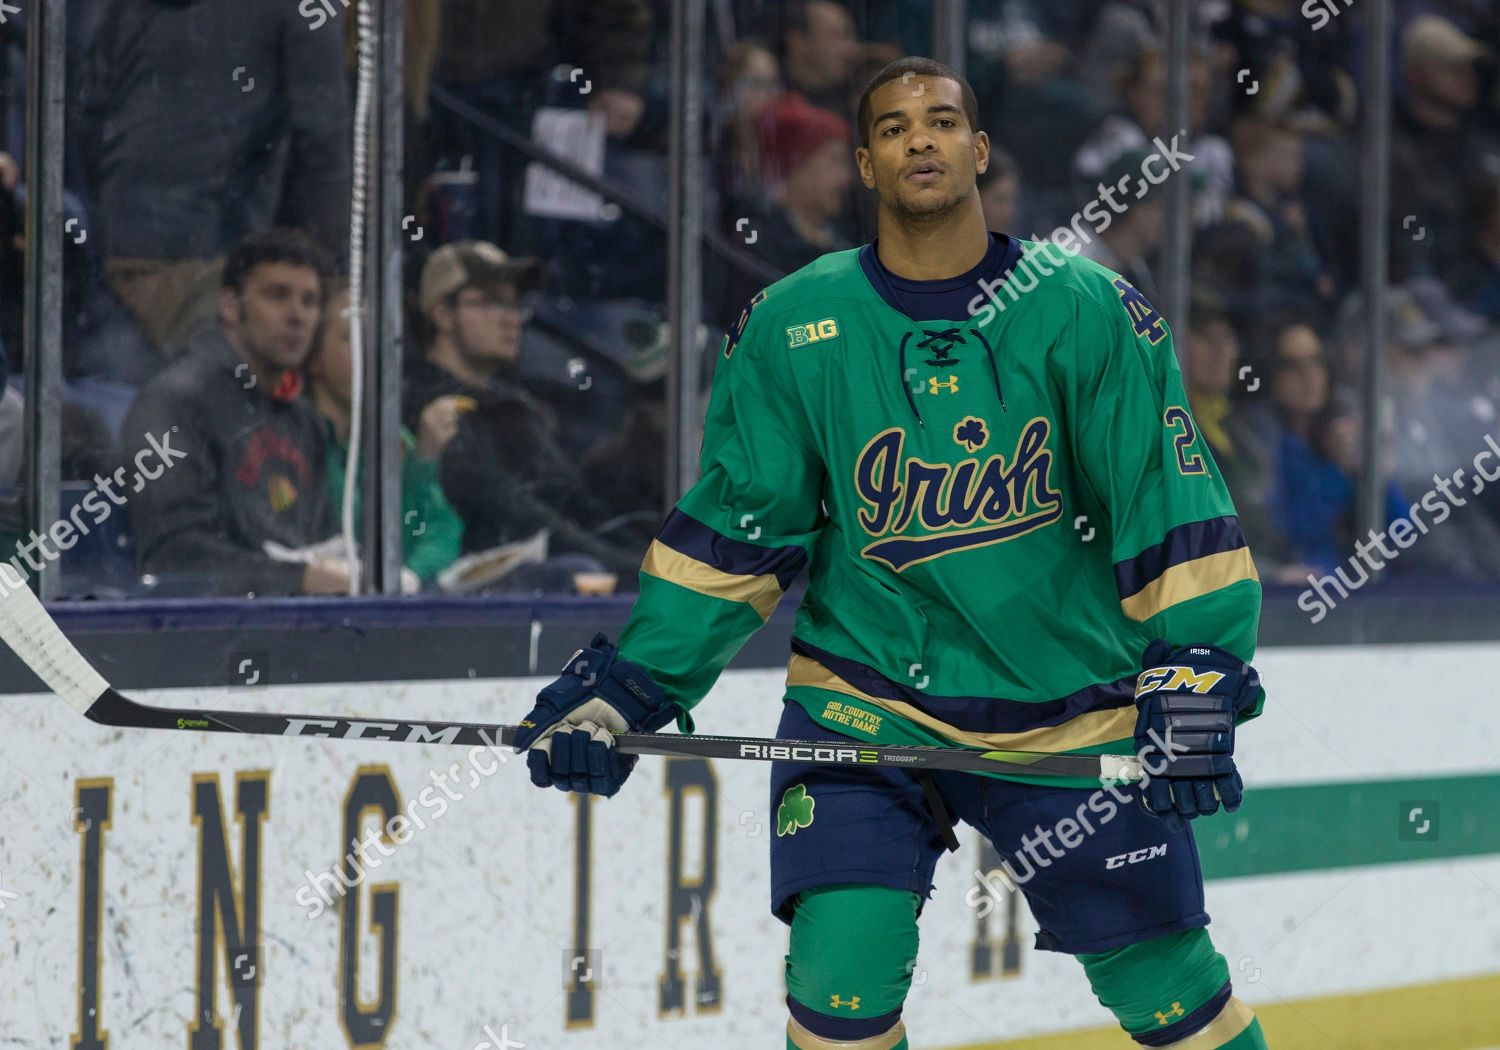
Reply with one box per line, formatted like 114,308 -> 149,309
405,241 -> 645,581
78,0 -> 350,358
120,229 -> 347,597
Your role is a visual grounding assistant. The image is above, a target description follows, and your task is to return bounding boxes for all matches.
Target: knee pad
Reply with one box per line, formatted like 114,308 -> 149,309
1077,928 -> 1259,1047
784,885 -> 917,1049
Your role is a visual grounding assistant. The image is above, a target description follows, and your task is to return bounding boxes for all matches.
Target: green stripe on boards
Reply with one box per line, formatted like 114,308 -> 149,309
1194,773 -> 1500,880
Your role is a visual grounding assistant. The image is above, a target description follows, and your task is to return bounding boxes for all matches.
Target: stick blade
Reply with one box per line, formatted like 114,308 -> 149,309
0,564 -> 111,712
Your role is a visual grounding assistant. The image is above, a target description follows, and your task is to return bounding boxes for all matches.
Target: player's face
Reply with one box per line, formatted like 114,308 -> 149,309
857,75 -> 988,222
222,262 -> 322,374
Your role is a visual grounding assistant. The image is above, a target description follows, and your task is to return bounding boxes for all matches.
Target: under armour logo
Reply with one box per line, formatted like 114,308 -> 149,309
928,375 -> 959,395
1155,1002 -> 1185,1025
829,994 -> 861,1010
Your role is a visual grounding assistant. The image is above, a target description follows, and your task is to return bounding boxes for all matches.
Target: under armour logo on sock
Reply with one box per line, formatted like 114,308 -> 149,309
1155,1001 -> 1185,1025
829,994 -> 861,1011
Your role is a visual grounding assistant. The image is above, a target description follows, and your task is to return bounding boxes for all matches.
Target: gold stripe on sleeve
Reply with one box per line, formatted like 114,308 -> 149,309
641,539 -> 785,620
1120,547 -> 1259,622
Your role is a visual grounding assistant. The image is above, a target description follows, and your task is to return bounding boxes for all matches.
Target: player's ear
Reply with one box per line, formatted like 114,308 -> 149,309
974,130 -> 991,176
855,146 -> 876,190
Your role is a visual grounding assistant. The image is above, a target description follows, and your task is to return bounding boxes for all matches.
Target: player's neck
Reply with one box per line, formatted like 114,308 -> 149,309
874,201 -> 989,281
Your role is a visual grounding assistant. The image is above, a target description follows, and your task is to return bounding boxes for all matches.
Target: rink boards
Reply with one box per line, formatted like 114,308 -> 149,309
2,642 -> 1499,1049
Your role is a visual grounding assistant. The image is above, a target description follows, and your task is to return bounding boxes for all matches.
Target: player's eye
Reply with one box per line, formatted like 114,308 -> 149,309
934,118 -> 956,129
881,124 -> 903,137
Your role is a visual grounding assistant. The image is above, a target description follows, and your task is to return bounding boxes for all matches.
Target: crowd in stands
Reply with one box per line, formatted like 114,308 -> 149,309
3,0 -> 1500,598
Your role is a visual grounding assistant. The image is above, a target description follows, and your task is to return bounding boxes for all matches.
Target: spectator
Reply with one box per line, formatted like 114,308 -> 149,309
342,0 -> 444,211
1333,287 -> 1442,397
777,0 -> 862,120
962,0 -> 1099,228
579,320 -> 671,557
1073,46 -> 1234,227
1209,0 -> 1359,129
405,241 -> 645,582
1268,317 -> 1333,440
1389,14 -> 1500,283
433,0 -> 651,139
978,149 -> 1021,234
753,93 -> 855,276
427,0 -> 652,249
306,281 -> 462,591
713,39 -> 783,234
1073,1 -> 1223,109
1335,288 -> 1500,576
0,150 -> 158,384
1202,116 -> 1331,316
78,0 -> 351,360
1259,320 -> 1405,576
1077,149 -> 1165,302
119,229 -> 346,597
1182,297 -> 1280,559
1270,401 -> 1405,579
1451,174 -> 1500,321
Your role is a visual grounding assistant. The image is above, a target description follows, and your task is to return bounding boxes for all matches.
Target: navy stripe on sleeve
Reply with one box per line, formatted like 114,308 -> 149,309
1113,516 -> 1248,600
656,508 -> 809,591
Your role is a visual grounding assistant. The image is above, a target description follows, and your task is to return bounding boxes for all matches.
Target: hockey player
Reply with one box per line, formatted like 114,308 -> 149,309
516,57 -> 1268,1050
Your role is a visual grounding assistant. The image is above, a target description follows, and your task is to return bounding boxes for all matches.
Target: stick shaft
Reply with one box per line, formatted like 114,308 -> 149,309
82,690 -> 1133,779
0,568 -> 1138,781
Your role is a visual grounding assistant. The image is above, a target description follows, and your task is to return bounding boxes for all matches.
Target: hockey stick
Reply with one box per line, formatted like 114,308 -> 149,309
0,569 -> 1142,781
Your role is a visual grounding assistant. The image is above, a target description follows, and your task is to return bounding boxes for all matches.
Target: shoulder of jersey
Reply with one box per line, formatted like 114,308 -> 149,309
724,248 -> 865,359
766,245 -> 866,304
1012,237 -> 1120,301
1004,239 -> 1171,349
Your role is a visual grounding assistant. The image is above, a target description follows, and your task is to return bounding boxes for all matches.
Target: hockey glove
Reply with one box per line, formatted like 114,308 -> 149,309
513,633 -> 678,798
1133,640 -> 1261,832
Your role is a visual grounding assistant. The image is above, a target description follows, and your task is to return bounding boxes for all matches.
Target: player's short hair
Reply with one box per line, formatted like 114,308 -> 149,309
856,56 -> 980,150
223,227 -> 333,296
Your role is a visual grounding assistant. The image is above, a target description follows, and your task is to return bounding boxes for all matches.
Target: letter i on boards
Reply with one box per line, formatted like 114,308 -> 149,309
72,779 -> 114,1050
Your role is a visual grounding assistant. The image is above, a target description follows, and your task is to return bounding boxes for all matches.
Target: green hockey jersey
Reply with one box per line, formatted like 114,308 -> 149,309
617,240 -> 1262,780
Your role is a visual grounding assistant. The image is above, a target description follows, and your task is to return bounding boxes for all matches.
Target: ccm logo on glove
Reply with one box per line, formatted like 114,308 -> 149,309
1135,665 -> 1226,697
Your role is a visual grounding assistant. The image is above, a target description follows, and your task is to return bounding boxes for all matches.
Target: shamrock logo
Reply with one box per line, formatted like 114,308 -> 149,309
953,416 -> 988,453
776,784 -> 816,837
